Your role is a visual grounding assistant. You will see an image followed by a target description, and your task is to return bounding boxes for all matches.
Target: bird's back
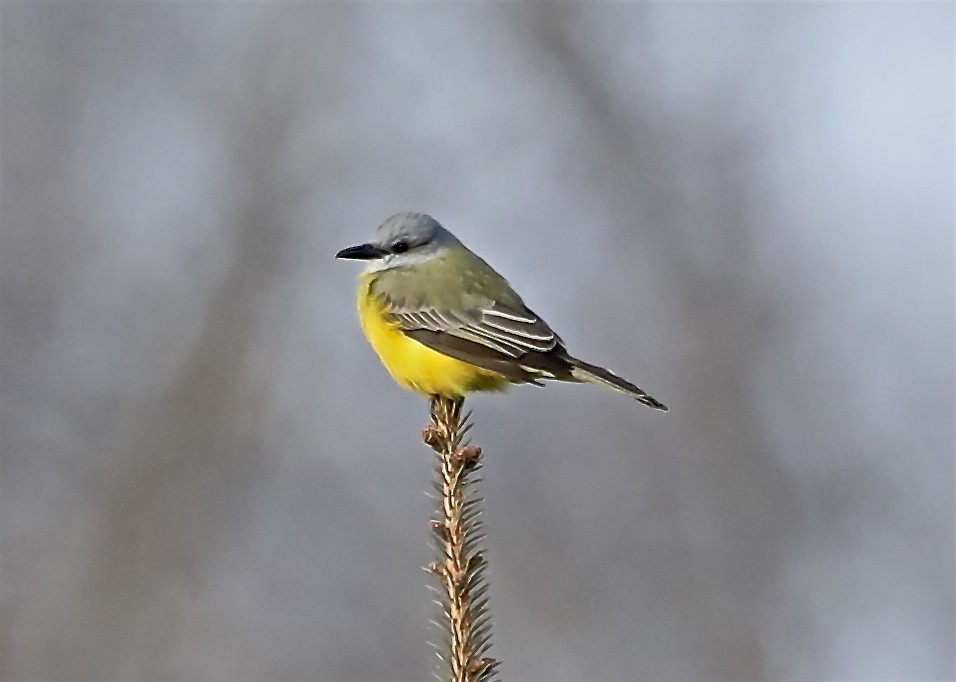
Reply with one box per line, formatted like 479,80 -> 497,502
370,246 -> 524,312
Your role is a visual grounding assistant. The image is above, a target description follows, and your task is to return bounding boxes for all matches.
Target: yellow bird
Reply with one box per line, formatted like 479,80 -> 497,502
336,212 -> 667,411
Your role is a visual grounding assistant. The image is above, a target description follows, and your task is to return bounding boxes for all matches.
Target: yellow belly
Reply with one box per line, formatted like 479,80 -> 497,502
357,275 -> 509,398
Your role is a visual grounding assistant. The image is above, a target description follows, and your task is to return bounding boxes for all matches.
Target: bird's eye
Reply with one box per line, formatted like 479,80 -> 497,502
392,240 -> 409,254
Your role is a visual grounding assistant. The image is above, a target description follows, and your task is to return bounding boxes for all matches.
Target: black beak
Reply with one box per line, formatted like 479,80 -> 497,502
335,243 -> 388,260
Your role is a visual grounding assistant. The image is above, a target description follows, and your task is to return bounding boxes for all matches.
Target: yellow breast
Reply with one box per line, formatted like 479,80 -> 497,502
357,274 -> 509,398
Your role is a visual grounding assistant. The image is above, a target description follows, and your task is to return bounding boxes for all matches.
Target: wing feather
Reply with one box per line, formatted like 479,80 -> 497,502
454,329 -> 522,357
482,317 -> 554,342
482,307 -> 538,323
471,322 -> 554,351
386,299 -> 560,359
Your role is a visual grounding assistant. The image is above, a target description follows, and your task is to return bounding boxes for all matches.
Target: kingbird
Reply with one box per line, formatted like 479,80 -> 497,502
336,212 -> 667,411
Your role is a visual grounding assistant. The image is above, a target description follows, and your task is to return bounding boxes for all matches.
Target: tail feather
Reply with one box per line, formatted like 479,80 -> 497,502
567,358 -> 668,411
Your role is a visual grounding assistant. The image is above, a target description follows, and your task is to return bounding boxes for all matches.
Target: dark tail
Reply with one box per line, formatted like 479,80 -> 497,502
567,358 -> 668,411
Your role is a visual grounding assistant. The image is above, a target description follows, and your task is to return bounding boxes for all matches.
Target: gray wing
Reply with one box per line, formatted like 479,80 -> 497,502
382,299 -> 573,382
389,301 -> 562,357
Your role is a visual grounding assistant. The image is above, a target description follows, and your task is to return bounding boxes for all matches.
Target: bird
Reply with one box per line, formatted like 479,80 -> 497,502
335,212 -> 667,411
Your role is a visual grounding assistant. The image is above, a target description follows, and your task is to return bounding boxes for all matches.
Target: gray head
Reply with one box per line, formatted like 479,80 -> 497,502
335,212 -> 459,272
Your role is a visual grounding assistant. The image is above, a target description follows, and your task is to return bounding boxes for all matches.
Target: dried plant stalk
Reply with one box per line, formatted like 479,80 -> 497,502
423,396 -> 500,682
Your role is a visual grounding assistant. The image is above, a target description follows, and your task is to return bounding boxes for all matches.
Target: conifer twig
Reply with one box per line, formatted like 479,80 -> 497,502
423,396 -> 499,682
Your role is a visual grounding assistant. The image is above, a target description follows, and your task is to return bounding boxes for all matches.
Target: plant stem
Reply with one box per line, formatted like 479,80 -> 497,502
423,396 -> 499,682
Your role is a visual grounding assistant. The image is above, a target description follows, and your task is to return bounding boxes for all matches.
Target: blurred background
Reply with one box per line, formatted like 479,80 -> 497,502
2,3 -> 953,681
